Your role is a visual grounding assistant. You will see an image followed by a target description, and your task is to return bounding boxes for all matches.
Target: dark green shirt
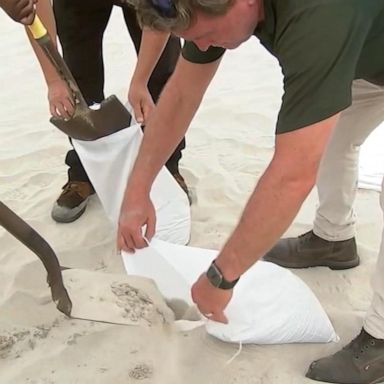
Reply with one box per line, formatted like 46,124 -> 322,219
182,0 -> 384,133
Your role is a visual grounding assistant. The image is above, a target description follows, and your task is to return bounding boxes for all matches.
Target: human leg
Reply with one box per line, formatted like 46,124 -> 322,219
121,5 -> 187,191
264,80 -> 384,269
306,173 -> 384,382
51,0 -> 113,222
364,175 -> 384,339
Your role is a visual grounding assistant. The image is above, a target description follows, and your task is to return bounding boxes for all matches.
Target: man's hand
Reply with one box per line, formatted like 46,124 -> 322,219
48,79 -> 74,119
128,79 -> 155,125
118,191 -> 156,252
0,0 -> 37,25
191,273 -> 232,324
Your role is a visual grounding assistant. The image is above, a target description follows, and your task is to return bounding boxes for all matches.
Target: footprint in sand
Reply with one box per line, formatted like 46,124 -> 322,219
0,326 -> 52,358
128,362 -> 154,380
0,335 -> 15,357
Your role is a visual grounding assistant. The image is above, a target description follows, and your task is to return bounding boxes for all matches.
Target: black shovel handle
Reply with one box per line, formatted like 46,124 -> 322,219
0,201 -> 72,317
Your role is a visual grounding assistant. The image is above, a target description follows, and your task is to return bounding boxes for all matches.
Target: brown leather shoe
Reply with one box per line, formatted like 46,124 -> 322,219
172,171 -> 192,205
306,328 -> 384,384
263,230 -> 359,270
51,181 -> 95,223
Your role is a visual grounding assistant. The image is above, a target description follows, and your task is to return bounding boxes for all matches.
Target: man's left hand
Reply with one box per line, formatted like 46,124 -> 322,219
128,80 -> 155,125
191,273 -> 233,324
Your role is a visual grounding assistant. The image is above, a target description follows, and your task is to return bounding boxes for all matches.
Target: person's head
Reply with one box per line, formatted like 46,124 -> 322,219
129,0 -> 264,51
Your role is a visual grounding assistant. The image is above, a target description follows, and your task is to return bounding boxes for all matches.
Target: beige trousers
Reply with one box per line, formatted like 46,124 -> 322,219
313,79 -> 384,338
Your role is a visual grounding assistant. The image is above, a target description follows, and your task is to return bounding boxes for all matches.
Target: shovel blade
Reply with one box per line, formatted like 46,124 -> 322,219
50,95 -> 132,141
63,269 -> 175,326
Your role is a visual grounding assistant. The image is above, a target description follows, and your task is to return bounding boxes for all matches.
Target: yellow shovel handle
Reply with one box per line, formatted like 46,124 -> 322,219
28,15 -> 47,40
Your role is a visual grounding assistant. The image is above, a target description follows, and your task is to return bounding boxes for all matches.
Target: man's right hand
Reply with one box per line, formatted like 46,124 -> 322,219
117,191 -> 156,253
48,79 -> 75,120
0,0 -> 37,25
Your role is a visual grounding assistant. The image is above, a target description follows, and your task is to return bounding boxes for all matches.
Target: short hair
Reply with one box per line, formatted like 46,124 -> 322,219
127,0 -> 233,32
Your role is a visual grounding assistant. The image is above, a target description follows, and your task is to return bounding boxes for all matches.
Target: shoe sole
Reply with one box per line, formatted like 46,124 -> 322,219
306,373 -> 384,383
264,255 -> 360,270
51,205 -> 87,223
372,377 -> 384,384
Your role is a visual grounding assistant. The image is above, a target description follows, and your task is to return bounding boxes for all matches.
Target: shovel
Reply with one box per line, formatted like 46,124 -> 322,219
0,201 -> 72,316
0,17 -> 170,326
28,15 -> 132,141
0,201 -> 174,326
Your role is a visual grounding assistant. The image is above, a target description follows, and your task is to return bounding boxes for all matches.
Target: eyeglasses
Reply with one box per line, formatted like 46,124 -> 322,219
150,0 -> 177,18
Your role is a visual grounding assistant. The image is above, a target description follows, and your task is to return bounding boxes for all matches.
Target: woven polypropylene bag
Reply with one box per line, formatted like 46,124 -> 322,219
123,239 -> 338,344
73,124 -> 190,245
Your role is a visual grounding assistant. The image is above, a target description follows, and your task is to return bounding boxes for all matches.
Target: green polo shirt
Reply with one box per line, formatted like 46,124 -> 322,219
182,0 -> 384,134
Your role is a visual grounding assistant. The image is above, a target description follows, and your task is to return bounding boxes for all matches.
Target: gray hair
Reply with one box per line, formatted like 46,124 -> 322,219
127,0 -> 233,32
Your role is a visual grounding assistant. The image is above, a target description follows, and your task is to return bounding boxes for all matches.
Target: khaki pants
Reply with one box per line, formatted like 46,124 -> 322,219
313,79 -> 384,338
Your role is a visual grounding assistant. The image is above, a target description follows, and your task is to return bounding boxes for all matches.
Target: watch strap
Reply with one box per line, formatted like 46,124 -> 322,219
207,260 -> 239,290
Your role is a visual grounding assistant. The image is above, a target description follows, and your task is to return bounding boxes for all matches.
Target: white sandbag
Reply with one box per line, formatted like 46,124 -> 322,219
123,244 -> 192,305
122,239 -> 338,344
73,124 -> 191,245
71,106 -> 336,344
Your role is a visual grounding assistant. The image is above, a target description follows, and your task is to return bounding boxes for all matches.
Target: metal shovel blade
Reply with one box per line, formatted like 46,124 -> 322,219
50,94 -> 133,141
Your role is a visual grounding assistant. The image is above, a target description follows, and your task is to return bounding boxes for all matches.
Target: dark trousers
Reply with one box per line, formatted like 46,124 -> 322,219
52,0 -> 185,183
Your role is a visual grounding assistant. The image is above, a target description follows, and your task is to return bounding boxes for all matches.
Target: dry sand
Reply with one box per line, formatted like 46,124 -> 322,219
0,8 -> 383,384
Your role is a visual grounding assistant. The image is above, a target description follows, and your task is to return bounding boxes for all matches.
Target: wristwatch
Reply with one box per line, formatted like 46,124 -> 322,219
206,260 -> 239,290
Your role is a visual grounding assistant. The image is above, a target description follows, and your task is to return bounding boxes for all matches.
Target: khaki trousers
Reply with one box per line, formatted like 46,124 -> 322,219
313,79 -> 384,338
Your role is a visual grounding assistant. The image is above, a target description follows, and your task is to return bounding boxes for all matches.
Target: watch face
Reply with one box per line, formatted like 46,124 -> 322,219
207,263 -> 223,287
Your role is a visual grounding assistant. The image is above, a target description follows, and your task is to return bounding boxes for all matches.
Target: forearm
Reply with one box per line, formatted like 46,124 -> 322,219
216,161 -> 314,280
132,29 -> 170,84
215,114 -> 339,280
127,57 -> 221,195
25,0 -> 60,85
128,75 -> 202,194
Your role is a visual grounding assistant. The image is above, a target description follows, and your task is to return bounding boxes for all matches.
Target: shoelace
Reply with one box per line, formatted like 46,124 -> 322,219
298,231 -> 314,244
61,182 -> 89,198
343,331 -> 377,359
353,339 -> 376,359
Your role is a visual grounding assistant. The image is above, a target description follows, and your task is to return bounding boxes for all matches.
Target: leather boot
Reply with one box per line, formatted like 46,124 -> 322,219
51,181 -> 95,223
263,230 -> 359,270
306,328 -> 384,383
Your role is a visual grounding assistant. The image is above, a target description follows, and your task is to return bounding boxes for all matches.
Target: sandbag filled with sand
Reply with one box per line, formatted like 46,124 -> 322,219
122,239 -> 338,345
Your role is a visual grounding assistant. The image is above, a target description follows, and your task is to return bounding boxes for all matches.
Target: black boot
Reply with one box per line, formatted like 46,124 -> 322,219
263,230 -> 359,270
306,328 -> 384,384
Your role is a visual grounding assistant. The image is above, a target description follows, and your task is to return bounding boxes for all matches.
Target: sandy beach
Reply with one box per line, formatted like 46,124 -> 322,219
1,8 -> 383,384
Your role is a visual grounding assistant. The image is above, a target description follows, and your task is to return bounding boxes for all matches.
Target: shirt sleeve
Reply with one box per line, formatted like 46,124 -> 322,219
275,3 -> 372,134
182,41 -> 225,64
